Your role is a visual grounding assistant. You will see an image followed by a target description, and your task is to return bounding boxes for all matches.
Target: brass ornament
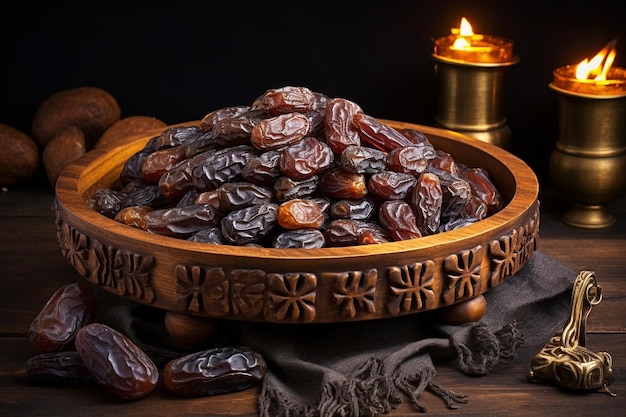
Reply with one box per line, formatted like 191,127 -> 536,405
528,271 -> 615,396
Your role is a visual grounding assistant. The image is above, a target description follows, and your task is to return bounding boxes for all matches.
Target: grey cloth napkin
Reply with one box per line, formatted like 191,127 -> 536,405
236,250 -> 575,416
103,251 -> 575,417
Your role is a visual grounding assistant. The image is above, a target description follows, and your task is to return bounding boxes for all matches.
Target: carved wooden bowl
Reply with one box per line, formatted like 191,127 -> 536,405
54,120 -> 539,325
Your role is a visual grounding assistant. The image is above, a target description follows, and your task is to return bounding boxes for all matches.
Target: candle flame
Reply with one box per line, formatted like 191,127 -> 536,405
451,17 -> 475,49
575,38 -> 618,81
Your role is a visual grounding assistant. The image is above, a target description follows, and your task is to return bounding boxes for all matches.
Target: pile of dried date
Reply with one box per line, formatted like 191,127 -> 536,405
90,86 -> 502,248
26,282 -> 267,400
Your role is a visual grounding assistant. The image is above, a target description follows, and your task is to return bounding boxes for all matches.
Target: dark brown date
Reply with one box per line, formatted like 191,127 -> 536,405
352,113 -> 414,151
272,228 -> 326,249
250,112 -> 310,150
458,165 -> 503,215
408,172 -> 442,236
340,144 -> 387,174
26,351 -> 94,386
75,323 -> 158,400
200,105 -> 252,131
194,189 -> 224,214
144,204 -> 221,238
325,219 -> 390,246
158,149 -> 217,200
163,346 -> 267,397
429,168 -> 472,222
378,200 -> 422,241
212,109 -> 268,147
279,136 -> 334,180
386,145 -> 433,175
89,188 -> 124,218
261,86 -> 317,115
120,185 -> 167,210
368,171 -> 417,200
329,196 -> 378,220
318,167 -> 368,199
217,182 -> 274,211
241,150 -> 282,185
428,150 -> 459,174
187,227 -> 224,244
273,175 -> 319,202
221,202 -> 279,245
324,97 -> 363,154
277,198 -> 325,230
141,144 -> 189,183
191,145 -> 259,191
29,282 -> 97,353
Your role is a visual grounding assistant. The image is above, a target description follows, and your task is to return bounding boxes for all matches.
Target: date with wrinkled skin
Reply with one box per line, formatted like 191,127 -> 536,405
158,148 -> 218,200
330,196 -> 378,220
428,150 -> 459,175
352,113 -> 415,151
272,228 -> 326,249
368,171 -> 417,200
378,200 -> 422,241
277,198 -> 325,230
114,205 -> 153,230
163,346 -> 267,397
221,202 -> 279,245
212,109 -> 269,147
144,204 -> 221,238
325,219 -> 390,246
75,323 -> 158,400
191,145 -> 259,191
89,188 -> 124,218
386,145 -> 433,175
29,282 -> 97,353
250,112 -> 311,150
217,182 -> 274,211
200,105 -> 252,131
324,97 -> 363,154
318,167 -> 368,199
187,227 -> 225,244
279,136 -> 334,180
458,165 -> 503,215
273,175 -> 319,202
408,172 -> 442,236
120,185 -> 167,210
428,168 -> 472,222
261,86 -> 317,115
26,351 -> 94,386
242,150 -> 282,185
340,144 -> 387,174
141,144 -> 189,184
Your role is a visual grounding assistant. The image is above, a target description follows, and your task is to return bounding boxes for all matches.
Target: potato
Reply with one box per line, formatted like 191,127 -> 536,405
32,86 -> 121,149
95,115 -> 167,149
42,126 -> 86,187
0,123 -> 40,187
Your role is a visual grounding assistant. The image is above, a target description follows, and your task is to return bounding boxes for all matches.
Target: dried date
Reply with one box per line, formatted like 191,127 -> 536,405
26,351 -> 94,386
200,105 -> 252,131
368,171 -> 417,200
329,196 -> 378,220
458,165 -> 503,215
352,113 -> 414,151
75,323 -> 158,400
279,136 -> 334,180
141,144 -> 188,184
114,205 -> 153,230
325,219 -> 390,246
217,182 -> 274,211
29,282 -> 97,353
89,188 -> 124,218
386,145 -> 433,175
277,198 -> 325,230
340,144 -> 387,174
213,109 -> 268,147
187,227 -> 224,244
408,172 -> 442,236
163,346 -> 267,397
191,145 -> 259,191
318,167 -> 368,199
273,175 -> 319,202
324,97 -> 363,154
241,150 -> 282,185
221,202 -> 279,245
378,200 -> 422,241
260,86 -> 317,115
144,204 -> 221,238
250,112 -> 310,150
272,228 -> 326,249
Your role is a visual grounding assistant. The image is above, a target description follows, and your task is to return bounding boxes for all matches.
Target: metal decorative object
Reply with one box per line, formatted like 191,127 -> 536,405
549,82 -> 626,229
431,54 -> 519,149
528,271 -> 615,396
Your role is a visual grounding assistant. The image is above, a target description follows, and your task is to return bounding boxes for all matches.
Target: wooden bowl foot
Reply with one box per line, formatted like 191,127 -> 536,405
439,295 -> 487,325
164,311 -> 216,350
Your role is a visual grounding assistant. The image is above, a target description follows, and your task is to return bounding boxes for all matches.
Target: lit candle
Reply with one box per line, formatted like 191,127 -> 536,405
433,17 -> 515,64
552,39 -> 626,96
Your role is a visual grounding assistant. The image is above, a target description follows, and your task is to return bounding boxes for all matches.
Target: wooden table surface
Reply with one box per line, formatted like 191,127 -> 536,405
1,184 -> 624,417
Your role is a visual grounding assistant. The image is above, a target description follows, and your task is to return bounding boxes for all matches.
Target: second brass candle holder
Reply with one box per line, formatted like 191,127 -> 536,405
431,54 -> 519,149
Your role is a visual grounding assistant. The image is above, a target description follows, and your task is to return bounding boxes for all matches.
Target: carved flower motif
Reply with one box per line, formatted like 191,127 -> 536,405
442,245 -> 484,305
330,269 -> 377,318
266,273 -> 317,323
387,260 -> 436,315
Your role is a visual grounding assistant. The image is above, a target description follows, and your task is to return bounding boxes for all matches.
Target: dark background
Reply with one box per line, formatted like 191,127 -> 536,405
2,1 -> 624,184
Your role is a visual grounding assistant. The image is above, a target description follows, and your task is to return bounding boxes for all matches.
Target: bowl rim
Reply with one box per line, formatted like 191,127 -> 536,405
55,120 -> 539,262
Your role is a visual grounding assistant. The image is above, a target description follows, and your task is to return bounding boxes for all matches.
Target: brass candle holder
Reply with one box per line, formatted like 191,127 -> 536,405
549,45 -> 626,229
431,55 -> 519,149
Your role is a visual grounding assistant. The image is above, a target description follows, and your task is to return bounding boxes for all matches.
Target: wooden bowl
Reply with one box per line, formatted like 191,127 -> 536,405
54,120 -> 539,325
